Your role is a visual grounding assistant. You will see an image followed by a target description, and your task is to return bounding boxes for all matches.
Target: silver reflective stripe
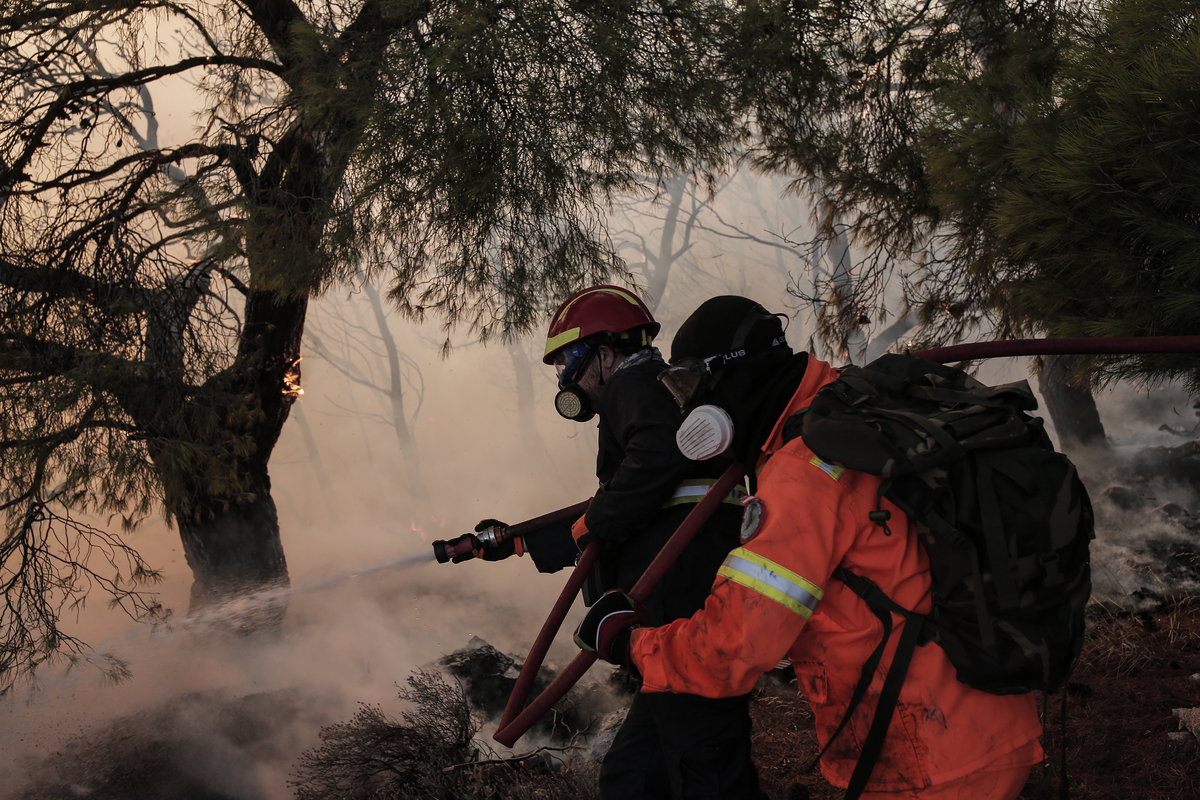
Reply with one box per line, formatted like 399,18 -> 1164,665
663,480 -> 748,508
718,548 -> 823,619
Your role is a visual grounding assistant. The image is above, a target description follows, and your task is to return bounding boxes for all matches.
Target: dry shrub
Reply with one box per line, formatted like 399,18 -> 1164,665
291,670 -> 599,800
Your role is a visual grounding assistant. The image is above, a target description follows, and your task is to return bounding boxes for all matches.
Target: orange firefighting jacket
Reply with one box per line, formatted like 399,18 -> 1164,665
629,358 -> 1044,793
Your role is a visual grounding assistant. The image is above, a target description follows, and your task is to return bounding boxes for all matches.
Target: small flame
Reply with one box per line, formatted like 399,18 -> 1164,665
283,357 -> 304,398
411,518 -> 428,542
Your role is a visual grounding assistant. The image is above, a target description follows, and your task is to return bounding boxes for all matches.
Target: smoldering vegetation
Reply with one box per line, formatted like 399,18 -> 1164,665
1081,388 -> 1200,611
0,550 -> 626,800
291,660 -> 619,800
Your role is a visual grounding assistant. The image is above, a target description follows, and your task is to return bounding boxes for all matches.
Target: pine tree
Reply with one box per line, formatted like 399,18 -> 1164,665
928,0 -> 1200,392
727,0 -> 1059,352
0,0 -> 738,691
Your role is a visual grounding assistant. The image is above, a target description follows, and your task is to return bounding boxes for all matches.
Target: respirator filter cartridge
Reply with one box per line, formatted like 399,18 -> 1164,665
676,404 -> 734,460
554,386 -> 595,422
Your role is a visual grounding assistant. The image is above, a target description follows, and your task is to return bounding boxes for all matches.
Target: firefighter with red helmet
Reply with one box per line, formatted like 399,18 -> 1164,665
477,286 -> 767,800
574,296 -> 1044,800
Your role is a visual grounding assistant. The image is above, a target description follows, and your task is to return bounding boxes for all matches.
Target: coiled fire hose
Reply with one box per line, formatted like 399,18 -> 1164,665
491,335 -> 1200,748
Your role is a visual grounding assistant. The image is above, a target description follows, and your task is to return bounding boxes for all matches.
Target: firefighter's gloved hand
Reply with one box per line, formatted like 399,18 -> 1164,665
574,590 -> 649,667
572,514 -> 597,547
472,519 -> 524,561
445,533 -> 482,564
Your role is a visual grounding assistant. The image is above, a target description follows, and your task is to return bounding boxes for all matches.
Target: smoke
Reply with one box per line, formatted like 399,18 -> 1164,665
5,164 -> 1198,798
1073,381 -> 1200,611
0,250 -> 796,797
0,318 -> 605,798
0,540 -> 595,800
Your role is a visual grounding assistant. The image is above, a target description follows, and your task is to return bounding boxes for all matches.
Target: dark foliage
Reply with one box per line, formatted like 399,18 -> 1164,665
928,0 -> 1200,392
725,0 -> 1058,353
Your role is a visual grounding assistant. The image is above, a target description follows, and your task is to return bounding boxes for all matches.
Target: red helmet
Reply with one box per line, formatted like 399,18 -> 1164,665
542,285 -> 660,364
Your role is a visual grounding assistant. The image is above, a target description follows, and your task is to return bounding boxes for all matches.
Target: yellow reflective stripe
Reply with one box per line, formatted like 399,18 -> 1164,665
809,456 -> 844,480
662,495 -> 747,508
718,547 -> 823,619
544,326 -> 582,357
661,481 -> 749,508
563,286 -> 641,310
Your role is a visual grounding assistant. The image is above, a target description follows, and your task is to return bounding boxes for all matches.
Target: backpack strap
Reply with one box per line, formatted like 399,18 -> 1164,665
977,460 -> 1020,612
809,567 -> 932,800
903,503 -> 998,649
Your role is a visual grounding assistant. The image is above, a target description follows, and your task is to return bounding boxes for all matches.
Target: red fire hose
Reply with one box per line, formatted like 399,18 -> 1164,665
492,460 -> 747,747
492,334 -> 1200,748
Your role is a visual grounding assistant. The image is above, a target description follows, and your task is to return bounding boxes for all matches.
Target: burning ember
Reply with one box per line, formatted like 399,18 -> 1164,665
283,357 -> 303,398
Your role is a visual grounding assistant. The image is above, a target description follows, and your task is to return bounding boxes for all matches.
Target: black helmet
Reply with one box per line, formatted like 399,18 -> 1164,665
659,296 -> 790,410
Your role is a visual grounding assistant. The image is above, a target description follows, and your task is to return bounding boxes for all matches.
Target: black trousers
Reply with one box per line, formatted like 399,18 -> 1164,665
598,690 -> 766,800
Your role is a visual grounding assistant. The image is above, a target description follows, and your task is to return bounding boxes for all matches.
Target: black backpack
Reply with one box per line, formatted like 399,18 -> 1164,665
781,353 -> 1093,798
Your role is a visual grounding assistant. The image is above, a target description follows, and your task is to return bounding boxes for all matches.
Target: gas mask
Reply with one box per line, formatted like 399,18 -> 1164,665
552,343 -> 598,422
554,385 -> 596,422
676,404 -> 735,460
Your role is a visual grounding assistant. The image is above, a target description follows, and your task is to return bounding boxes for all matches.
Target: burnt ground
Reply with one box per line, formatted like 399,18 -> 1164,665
10,596 -> 1200,800
748,595 -> 1200,800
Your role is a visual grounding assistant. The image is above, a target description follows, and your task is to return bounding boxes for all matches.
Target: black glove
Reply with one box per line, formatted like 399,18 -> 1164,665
447,532 -> 482,564
573,590 -> 649,667
472,519 -> 520,561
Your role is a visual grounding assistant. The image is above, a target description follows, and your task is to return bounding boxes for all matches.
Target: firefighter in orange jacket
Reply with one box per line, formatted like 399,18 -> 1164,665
575,296 -> 1044,800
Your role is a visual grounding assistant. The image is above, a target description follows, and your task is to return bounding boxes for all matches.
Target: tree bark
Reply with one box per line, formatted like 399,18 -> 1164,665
1037,354 -> 1109,455
156,288 -> 307,627
177,471 -> 289,629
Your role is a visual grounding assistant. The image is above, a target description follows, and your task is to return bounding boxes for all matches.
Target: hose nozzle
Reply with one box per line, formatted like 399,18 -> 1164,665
432,525 -> 509,564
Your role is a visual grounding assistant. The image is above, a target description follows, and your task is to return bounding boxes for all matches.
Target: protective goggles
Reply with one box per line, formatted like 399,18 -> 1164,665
658,350 -> 747,410
552,342 -> 596,388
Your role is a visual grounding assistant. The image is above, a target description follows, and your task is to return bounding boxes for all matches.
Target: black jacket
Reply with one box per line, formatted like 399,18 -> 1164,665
525,354 -> 742,625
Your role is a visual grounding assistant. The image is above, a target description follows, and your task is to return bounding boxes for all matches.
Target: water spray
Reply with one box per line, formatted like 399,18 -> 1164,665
301,549 -> 438,592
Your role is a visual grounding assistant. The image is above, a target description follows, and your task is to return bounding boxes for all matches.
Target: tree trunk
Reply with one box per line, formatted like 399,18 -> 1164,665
510,344 -> 549,467
177,471 -> 289,631
161,288 -> 306,629
292,404 -> 342,520
363,280 -> 428,497
644,174 -> 690,309
1037,354 -> 1109,455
